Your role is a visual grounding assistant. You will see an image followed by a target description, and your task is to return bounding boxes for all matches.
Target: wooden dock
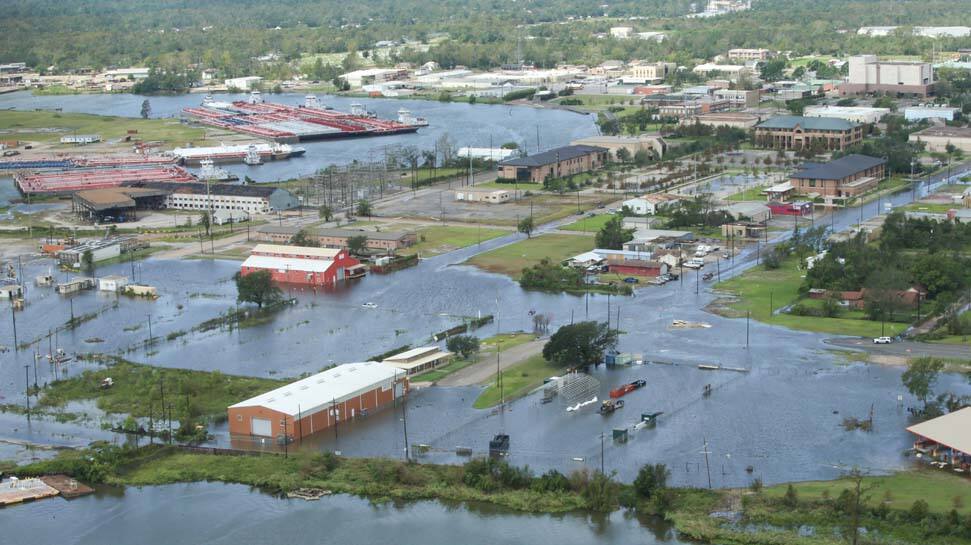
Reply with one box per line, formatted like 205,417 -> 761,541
0,478 -> 59,506
40,475 -> 94,499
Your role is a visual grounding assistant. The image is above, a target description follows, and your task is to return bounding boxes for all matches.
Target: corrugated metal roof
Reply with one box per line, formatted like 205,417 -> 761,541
756,115 -> 858,131
242,254 -> 334,273
500,145 -> 607,168
907,406 -> 971,456
252,244 -> 341,259
791,154 -> 886,181
229,361 -> 400,417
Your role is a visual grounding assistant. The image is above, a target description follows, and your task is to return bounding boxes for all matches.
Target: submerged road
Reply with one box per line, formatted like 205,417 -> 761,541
825,337 -> 971,360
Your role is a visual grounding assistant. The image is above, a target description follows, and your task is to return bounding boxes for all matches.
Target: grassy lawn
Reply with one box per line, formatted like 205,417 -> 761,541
901,202 -> 961,214
473,353 -> 558,409
764,470 -> 971,515
419,333 -> 536,383
400,224 -> 509,256
469,181 -> 541,191
35,356 -> 283,421
726,185 -> 767,202
0,110 -> 208,147
929,335 -> 971,345
466,233 -> 593,278
714,255 -> 909,337
559,213 -> 616,232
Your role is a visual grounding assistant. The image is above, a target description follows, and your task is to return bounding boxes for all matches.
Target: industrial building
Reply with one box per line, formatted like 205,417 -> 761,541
56,237 -> 142,266
622,194 -> 682,215
754,116 -> 864,151
255,225 -> 417,252
571,135 -> 667,160
842,55 -> 935,97
240,244 -> 362,287
623,61 -> 677,83
713,88 -> 760,108
790,154 -> 887,200
382,346 -> 453,376
728,48 -> 772,61
498,145 -> 608,183
228,361 -> 407,439
72,187 -> 169,223
803,105 -> 890,125
908,126 -> 971,154
123,181 -> 299,213
904,105 -> 961,122
454,188 -> 512,204
15,166 -> 195,196
59,135 -> 101,145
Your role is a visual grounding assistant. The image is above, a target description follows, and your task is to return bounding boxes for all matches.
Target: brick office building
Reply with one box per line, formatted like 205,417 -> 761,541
498,145 -> 608,183
754,116 -> 864,151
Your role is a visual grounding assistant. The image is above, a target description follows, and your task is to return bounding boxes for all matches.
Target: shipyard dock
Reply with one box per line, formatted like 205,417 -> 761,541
182,97 -> 420,143
14,165 -> 197,195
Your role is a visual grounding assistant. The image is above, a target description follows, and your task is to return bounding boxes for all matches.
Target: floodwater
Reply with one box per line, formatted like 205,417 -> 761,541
0,483 -> 688,545
0,91 -> 599,182
3,167 -> 970,489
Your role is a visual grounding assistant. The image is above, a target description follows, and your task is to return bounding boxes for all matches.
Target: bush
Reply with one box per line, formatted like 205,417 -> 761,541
910,499 -> 930,522
532,469 -> 571,493
783,484 -> 799,507
633,463 -> 669,500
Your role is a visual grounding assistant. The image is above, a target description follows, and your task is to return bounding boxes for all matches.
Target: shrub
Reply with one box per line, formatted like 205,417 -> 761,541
633,463 -> 669,500
532,469 -> 570,493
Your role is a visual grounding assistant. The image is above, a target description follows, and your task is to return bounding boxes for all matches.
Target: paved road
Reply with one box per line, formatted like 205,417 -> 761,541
436,339 -> 546,387
825,337 -> 971,360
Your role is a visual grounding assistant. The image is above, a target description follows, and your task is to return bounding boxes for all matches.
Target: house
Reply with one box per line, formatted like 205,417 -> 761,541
0,285 -> 24,300
228,361 -> 407,439
789,154 -> 887,200
498,145 -> 608,183
755,116 -> 863,151
123,284 -> 158,298
568,251 -> 606,268
719,202 -> 773,223
842,55 -> 935,97
622,194 -> 681,215
608,259 -> 669,278
382,346 -> 453,376
454,188 -> 512,203
240,244 -> 361,287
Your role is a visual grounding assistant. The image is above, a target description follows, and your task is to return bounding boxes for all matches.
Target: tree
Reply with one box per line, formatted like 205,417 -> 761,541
290,229 -> 318,247
542,321 -> 618,368
633,463 -> 669,500
81,249 -> 94,272
842,468 -> 877,545
140,99 -> 151,119
200,211 -> 210,236
783,484 -> 799,507
233,270 -> 282,309
615,147 -> 632,163
347,235 -> 368,255
517,216 -> 535,238
446,335 -> 480,359
595,216 -> 635,250
902,357 -> 945,406
356,200 -> 372,218
318,205 -> 333,222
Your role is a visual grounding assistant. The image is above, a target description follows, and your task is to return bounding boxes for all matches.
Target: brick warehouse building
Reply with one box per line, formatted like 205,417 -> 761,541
240,244 -> 362,286
498,145 -> 608,183
228,361 -> 407,439
754,116 -> 863,152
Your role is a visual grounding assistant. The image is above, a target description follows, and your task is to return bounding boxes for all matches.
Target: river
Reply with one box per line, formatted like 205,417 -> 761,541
0,483 -> 687,545
0,90 -> 599,184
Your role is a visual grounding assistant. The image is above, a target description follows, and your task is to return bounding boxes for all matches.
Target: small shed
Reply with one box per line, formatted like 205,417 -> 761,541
98,275 -> 129,292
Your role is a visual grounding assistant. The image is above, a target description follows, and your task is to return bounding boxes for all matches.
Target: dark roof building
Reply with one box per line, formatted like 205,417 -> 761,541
123,181 -> 299,212
256,225 -> 417,251
789,154 -> 886,202
498,145 -> 608,183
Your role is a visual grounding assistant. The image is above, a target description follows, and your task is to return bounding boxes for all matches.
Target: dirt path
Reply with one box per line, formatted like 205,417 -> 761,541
437,339 -> 546,387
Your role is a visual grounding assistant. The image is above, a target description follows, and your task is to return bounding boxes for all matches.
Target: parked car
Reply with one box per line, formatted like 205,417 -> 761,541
873,336 -> 893,344
684,258 -> 705,269
623,277 -> 639,284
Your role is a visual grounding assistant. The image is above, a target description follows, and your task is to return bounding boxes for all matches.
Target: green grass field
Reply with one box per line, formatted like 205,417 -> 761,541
466,233 -> 594,278
401,224 -> 509,256
901,202 -> 961,214
714,255 -> 909,337
473,353 -> 558,408
420,333 -> 536,383
764,470 -> 970,515
726,185 -> 767,202
559,213 -> 616,232
0,110 -> 208,147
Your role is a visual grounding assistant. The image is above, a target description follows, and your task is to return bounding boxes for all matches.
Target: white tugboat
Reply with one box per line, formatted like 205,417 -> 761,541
397,108 -> 428,127
243,144 -> 263,166
199,159 -> 239,182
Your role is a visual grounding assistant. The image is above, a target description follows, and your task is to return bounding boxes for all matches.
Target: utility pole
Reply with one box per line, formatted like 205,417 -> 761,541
24,365 -> 31,420
701,438 -> 712,489
10,303 -> 17,352
146,314 -> 153,347
600,432 -> 605,474
402,386 -> 410,462
32,351 -> 39,389
282,414 -> 288,459
769,291 -> 773,317
746,311 -> 750,349
606,293 -> 611,330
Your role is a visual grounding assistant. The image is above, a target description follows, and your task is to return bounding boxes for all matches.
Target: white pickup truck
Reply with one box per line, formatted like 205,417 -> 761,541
683,258 -> 705,269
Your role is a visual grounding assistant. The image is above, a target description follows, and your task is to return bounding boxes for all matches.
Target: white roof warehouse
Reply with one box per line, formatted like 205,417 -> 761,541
228,361 -> 407,439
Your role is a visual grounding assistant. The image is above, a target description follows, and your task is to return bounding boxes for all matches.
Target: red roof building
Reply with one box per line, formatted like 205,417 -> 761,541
240,244 -> 361,286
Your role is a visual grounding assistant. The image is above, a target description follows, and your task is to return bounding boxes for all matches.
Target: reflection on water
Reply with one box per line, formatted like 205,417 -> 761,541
0,482 -> 690,545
